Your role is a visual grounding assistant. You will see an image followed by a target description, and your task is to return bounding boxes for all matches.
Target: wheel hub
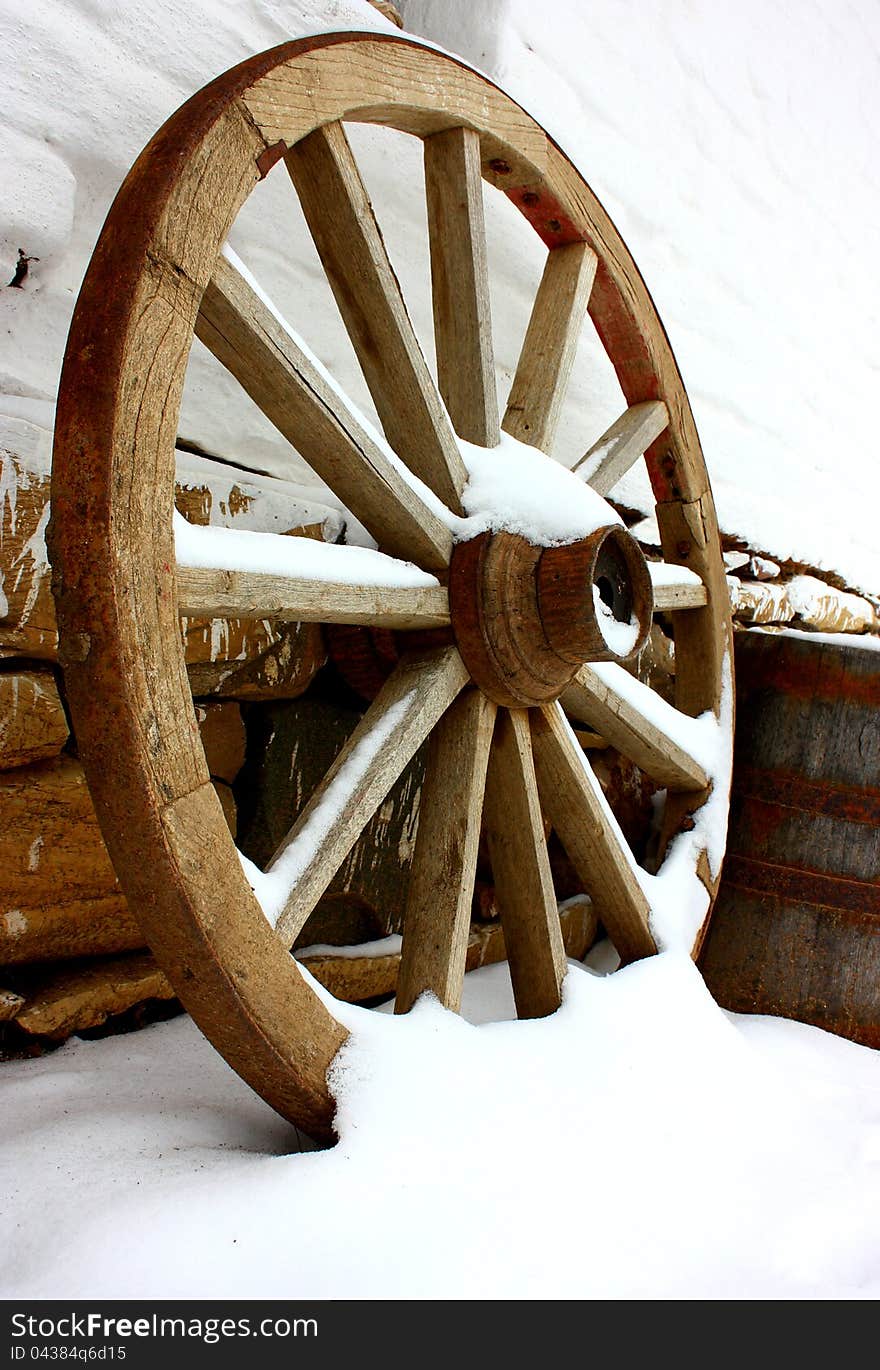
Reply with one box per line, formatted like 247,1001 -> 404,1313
449,523 -> 653,707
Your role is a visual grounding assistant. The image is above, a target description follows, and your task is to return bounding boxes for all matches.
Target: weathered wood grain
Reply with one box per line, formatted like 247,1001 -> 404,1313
184,620 -> 326,699
653,492 -> 732,902
13,951 -> 176,1038
196,701 -> 245,784
649,563 -> 708,612
211,778 -> 237,838
44,31 -> 543,1136
159,780 -> 347,1141
0,670 -> 69,770
178,513 -> 333,694
561,662 -> 709,792
272,647 -> 470,947
531,703 -> 657,963
286,121 -> 467,512
424,125 -> 499,446
573,400 -> 669,495
0,756 -> 143,966
177,565 -> 450,629
241,38 -> 547,185
396,689 -> 496,1014
502,241 -> 597,453
197,254 -> 453,570
526,144 -> 734,935
483,709 -> 567,1017
0,894 -> 143,969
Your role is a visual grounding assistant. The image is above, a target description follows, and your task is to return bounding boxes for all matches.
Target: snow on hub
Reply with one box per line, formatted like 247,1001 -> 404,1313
449,524 -> 653,708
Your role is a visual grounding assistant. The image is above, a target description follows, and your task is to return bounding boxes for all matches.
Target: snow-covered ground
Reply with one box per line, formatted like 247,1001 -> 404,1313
2,0 -> 879,1302
3,954 -> 879,1299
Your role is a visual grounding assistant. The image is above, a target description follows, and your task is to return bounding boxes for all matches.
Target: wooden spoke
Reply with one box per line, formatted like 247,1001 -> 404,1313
196,253 -> 453,573
572,400 -> 669,495
424,126 -> 500,447
395,689 -> 496,1015
176,564 -> 450,629
561,662 -> 709,792
482,709 -> 567,1018
531,703 -> 656,963
285,122 -> 468,512
272,646 -> 469,948
502,241 -> 598,453
649,562 -> 708,611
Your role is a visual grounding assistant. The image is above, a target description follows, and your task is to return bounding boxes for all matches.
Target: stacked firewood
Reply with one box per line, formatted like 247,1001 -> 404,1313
0,418 -> 341,1046
2,415 -> 877,1049
721,550 -> 878,635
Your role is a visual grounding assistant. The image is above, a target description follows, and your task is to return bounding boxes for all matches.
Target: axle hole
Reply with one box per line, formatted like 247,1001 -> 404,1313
595,538 -> 634,625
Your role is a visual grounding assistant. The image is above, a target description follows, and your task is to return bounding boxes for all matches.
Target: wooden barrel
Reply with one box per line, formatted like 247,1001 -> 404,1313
700,630 -> 880,1046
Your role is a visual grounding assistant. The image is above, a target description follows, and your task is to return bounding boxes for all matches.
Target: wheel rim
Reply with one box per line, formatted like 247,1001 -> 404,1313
50,32 -> 733,1140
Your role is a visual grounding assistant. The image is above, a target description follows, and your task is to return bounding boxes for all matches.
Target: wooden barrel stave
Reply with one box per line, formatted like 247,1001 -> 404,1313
700,631 -> 880,1046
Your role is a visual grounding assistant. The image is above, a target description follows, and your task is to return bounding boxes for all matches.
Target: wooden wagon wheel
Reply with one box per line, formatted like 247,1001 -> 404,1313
50,32 -> 733,1141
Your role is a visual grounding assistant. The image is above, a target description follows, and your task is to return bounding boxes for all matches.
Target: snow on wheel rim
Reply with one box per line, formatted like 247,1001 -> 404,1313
50,32 -> 733,1141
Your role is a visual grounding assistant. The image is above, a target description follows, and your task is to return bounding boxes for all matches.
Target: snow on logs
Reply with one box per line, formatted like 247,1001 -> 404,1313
6,895 -> 597,1041
727,573 -> 878,634
1,426 -> 340,693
